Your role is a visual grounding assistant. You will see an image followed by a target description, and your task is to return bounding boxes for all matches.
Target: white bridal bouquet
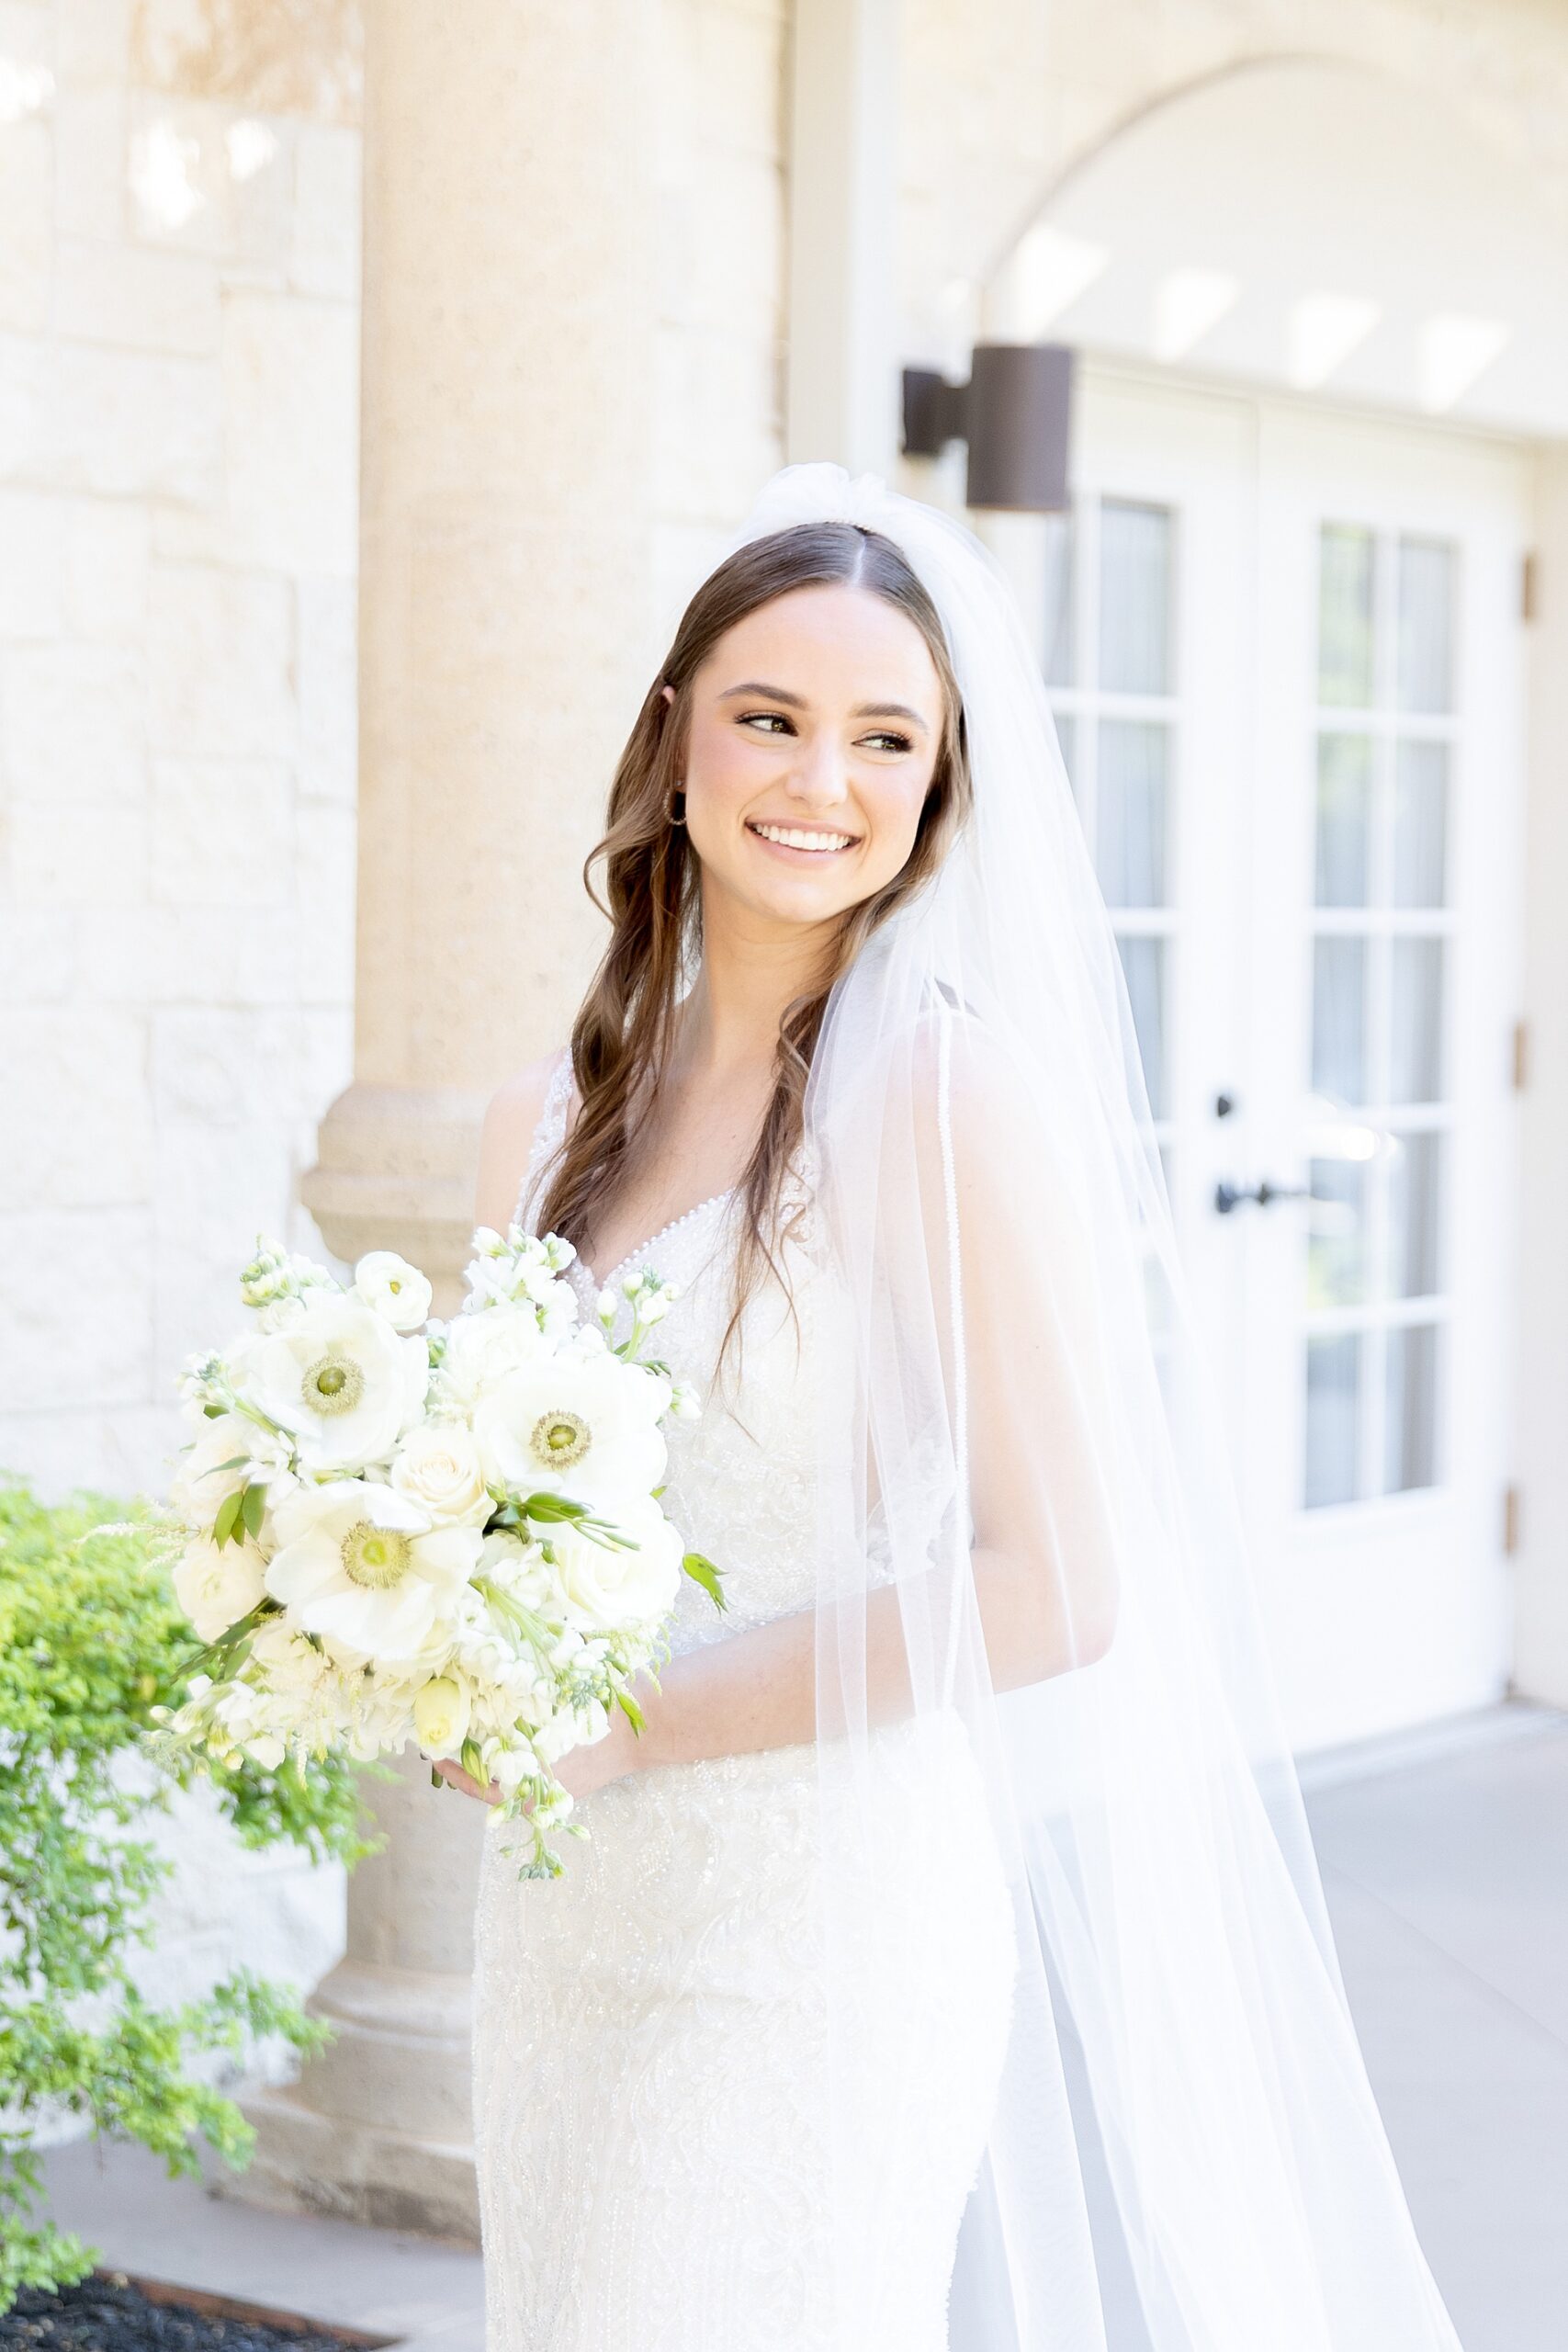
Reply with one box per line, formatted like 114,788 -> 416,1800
152,1225 -> 725,1875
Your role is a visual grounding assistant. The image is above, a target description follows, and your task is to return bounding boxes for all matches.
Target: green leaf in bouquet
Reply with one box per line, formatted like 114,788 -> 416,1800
682,1551 -> 728,1611
614,1684 -> 647,1736
517,1489 -> 592,1523
240,1480 -> 266,1540
212,1489 -> 244,1550
459,1737 -> 487,1784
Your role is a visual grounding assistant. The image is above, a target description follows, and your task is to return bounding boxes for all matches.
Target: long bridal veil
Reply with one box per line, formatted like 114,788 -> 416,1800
724,465 -> 1466,2349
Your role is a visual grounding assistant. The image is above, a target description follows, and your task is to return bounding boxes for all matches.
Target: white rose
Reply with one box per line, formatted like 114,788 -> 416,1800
355,1250 -> 434,1332
265,1478 -> 481,1663
173,1532 -> 267,1644
473,1350 -> 666,1507
231,1292 -> 430,1475
412,1674 -> 472,1756
436,1305 -> 549,1419
549,1495 -> 682,1633
389,1421 -> 491,1526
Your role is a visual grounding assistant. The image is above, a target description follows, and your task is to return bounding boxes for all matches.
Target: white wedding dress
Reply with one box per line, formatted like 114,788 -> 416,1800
470,1051 -> 1019,2351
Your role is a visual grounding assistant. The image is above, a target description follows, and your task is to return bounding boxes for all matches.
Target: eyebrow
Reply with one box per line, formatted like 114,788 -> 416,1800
717,681 -> 930,735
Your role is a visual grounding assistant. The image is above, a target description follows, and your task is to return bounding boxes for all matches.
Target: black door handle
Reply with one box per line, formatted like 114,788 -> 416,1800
1213,1178 -> 1311,1216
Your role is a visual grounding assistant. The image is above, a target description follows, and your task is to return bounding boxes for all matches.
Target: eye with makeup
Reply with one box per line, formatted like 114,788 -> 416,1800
736,710 -> 915,756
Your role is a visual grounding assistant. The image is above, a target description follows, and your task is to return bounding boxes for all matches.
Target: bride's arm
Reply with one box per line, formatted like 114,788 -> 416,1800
473,1050 -> 565,1234
564,1027 -> 1122,1795
442,1023 -> 1122,1805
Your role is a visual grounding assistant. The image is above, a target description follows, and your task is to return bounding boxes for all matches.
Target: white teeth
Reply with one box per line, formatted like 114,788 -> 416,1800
750,822 -> 856,853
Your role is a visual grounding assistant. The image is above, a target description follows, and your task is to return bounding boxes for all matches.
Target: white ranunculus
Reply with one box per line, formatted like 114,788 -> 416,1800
436,1304 -> 549,1419
355,1250 -> 434,1331
549,1495 -> 682,1633
412,1674 -> 472,1755
472,1351 -> 666,1507
265,1479 -> 481,1662
173,1532 -> 267,1643
231,1292 -> 430,1474
170,1411 -> 295,1530
389,1420 -> 491,1526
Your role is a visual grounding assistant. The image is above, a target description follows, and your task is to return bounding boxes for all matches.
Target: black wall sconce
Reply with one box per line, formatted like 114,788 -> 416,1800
901,343 -> 1074,512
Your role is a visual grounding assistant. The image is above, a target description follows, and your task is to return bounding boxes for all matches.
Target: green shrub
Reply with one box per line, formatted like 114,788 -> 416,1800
0,1476 -> 378,2313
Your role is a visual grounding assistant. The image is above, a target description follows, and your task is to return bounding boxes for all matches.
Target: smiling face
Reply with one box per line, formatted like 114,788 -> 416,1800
671,582 -> 946,939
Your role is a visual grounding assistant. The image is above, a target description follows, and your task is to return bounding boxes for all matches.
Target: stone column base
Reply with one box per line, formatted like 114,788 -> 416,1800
219,2086 -> 479,2244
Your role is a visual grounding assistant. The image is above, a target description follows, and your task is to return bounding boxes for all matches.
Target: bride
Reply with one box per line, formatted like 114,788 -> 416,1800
438,464 -> 1469,2352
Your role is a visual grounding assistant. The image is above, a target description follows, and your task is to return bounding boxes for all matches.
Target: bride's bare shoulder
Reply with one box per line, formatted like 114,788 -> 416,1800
475,1046 -> 570,1230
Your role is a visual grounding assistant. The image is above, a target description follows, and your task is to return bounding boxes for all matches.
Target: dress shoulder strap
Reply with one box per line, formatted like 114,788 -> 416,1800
512,1047 -> 575,1234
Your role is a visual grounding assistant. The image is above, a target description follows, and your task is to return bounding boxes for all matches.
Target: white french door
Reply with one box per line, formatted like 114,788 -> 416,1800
987,363 -> 1529,1751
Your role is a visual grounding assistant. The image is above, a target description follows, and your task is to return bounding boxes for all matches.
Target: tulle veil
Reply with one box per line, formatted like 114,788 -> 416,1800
720,462 -> 1467,2349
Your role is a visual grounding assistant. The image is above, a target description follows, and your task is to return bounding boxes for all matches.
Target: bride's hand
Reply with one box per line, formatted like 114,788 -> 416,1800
431,1709 -> 646,1808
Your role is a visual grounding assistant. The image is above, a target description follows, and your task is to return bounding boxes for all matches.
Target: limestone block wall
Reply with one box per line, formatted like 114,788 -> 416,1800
0,0 -> 363,1506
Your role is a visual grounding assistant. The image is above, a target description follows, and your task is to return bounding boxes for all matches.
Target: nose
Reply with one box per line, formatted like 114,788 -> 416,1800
783,730 -> 852,813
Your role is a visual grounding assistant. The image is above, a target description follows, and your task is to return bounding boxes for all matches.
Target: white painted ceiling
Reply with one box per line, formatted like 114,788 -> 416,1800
989,59 -> 1568,438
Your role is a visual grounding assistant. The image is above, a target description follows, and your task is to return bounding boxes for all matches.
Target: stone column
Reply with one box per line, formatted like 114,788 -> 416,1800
237,0 -> 660,2238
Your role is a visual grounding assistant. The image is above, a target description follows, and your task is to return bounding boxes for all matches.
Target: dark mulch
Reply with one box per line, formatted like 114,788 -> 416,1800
0,2275 -> 389,2352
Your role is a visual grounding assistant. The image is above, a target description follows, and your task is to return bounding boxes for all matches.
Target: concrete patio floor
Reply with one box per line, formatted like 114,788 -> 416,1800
39,1694 -> 1567,2351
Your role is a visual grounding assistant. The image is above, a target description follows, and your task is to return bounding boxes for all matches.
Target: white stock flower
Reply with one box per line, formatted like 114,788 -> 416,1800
412,1674 -> 472,1755
473,1351 -> 666,1506
389,1420 -> 491,1526
173,1532 -> 267,1643
232,1292 -> 429,1474
668,1380 -> 702,1422
549,1494 -> 682,1633
265,1479 -> 480,1661
475,1528 -> 555,1607
355,1250 -> 434,1331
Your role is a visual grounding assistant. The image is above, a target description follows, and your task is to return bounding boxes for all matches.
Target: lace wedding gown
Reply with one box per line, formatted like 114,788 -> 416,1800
471,1053 -> 1018,2351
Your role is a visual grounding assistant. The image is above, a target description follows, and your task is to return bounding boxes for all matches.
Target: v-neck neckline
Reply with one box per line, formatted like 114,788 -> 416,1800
572,1186 -> 738,1296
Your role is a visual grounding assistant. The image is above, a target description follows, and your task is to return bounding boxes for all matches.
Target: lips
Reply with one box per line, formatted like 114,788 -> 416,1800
746,820 -> 860,854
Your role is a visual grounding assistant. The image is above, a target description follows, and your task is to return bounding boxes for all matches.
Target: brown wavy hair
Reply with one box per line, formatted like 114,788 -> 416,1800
536,519 -> 972,1374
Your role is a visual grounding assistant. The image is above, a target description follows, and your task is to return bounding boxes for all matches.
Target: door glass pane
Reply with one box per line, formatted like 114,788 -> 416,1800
1392,740 -> 1449,908
1397,537 -> 1455,715
1053,710 -> 1078,795
1099,499 -> 1171,695
1389,938 -> 1444,1103
1116,934 -> 1167,1120
1317,524 -> 1375,707
1305,1332 -> 1361,1508
1097,719 -> 1168,906
1384,1323 -> 1439,1493
1307,1156 -> 1368,1307
1312,936 -> 1368,1103
1042,509 -> 1076,688
1387,1131 -> 1442,1298
1314,731 -> 1372,906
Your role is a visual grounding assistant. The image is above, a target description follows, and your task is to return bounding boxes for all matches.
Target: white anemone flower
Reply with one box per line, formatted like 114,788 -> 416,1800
473,1351 -> 666,1507
355,1250 -> 434,1331
549,1493 -> 682,1633
265,1479 -> 481,1662
232,1292 -> 429,1473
